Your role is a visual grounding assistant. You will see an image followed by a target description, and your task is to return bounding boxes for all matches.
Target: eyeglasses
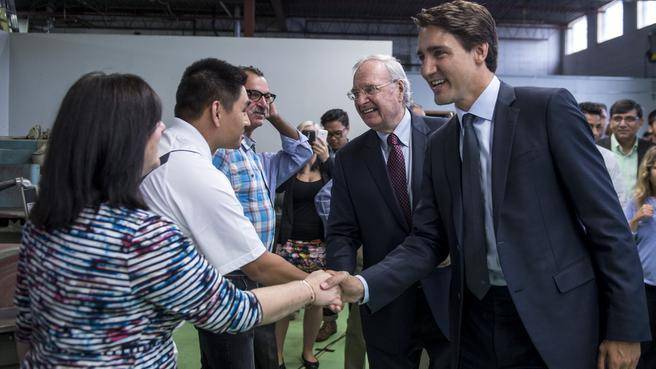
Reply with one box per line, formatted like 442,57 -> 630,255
327,128 -> 347,138
611,115 -> 639,124
347,80 -> 398,100
246,89 -> 277,104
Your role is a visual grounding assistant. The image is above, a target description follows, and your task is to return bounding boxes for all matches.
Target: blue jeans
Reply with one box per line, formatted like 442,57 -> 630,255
197,275 -> 278,369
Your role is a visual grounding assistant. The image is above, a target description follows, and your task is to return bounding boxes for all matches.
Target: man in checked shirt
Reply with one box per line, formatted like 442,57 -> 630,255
213,65 -> 313,369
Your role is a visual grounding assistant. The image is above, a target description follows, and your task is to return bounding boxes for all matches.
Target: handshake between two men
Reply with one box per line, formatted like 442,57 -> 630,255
296,270 -> 362,314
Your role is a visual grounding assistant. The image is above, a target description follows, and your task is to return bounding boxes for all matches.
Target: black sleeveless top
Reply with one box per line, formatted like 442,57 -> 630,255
289,178 -> 324,241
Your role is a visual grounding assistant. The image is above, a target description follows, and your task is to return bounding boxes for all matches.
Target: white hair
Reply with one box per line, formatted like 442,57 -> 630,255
352,54 -> 413,105
297,120 -> 319,131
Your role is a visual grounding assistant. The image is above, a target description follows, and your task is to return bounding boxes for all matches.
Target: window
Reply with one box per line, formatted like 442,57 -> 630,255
566,16 -> 588,54
597,0 -> 623,43
638,0 -> 656,29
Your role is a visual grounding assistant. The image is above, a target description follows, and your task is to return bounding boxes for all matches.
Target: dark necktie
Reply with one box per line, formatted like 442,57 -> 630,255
387,133 -> 411,227
461,113 -> 491,299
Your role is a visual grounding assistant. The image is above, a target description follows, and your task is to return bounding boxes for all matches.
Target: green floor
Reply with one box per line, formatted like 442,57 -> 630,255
173,310 -> 367,369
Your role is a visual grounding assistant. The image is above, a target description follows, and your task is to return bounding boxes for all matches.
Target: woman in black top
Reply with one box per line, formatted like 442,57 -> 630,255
275,121 -> 332,369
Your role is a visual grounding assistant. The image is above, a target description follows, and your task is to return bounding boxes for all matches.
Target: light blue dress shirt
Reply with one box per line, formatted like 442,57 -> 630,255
455,76 -> 506,286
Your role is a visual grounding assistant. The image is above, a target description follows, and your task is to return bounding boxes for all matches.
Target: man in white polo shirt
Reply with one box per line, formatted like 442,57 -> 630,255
140,58 -> 307,369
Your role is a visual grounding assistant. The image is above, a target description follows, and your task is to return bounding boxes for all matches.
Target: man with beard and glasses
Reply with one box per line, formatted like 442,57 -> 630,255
213,65 -> 313,369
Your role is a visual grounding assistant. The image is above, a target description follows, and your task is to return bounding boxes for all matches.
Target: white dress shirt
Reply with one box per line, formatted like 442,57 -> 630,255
140,118 -> 266,275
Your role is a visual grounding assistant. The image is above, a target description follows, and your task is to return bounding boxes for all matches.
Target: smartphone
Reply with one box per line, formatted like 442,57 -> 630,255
21,186 -> 38,217
317,129 -> 328,142
306,130 -> 316,143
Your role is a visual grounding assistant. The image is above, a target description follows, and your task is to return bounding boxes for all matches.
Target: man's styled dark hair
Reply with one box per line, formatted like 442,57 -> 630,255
174,58 -> 247,122
320,108 -> 350,129
579,102 -> 604,116
30,72 -> 162,230
610,99 -> 643,119
413,0 -> 498,72
649,109 -> 656,125
240,65 -> 264,77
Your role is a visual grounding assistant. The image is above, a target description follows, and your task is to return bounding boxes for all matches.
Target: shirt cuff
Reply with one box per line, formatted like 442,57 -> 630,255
355,275 -> 370,304
281,130 -> 309,146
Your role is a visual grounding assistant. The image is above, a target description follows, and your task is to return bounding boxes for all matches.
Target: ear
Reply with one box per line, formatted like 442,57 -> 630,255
473,42 -> 489,66
210,100 -> 222,128
397,80 -> 405,102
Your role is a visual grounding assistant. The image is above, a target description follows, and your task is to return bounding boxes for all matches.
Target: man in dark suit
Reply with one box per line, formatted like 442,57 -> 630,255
597,99 -> 654,201
323,2 -> 650,369
326,54 -> 451,369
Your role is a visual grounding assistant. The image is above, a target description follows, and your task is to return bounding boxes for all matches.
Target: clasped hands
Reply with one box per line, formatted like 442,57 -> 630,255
304,270 -> 365,312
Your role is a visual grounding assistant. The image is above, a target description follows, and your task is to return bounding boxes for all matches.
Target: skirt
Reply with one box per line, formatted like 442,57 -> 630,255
275,239 -> 326,273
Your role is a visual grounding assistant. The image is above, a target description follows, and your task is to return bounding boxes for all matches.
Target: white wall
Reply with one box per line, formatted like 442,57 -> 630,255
0,31 -> 8,135
8,33 -> 391,152
408,72 -> 656,118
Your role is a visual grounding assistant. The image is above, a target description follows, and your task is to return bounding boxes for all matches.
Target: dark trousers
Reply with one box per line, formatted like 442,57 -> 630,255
197,275 -> 278,369
459,286 -> 547,369
366,290 -> 451,369
638,283 -> 656,369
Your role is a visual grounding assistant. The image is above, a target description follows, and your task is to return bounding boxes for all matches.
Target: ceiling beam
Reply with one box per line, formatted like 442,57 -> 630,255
243,0 -> 254,36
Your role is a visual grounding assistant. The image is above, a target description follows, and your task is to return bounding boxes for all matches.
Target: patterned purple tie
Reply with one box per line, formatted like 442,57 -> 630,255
387,133 -> 411,227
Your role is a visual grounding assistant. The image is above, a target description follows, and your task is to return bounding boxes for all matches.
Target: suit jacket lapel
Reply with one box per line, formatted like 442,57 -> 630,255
362,130 -> 409,231
443,117 -> 464,247
411,114 -> 431,210
491,82 -> 519,231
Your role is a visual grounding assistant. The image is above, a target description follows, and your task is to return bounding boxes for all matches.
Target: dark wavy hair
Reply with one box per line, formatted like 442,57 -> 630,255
413,0 -> 498,72
30,72 -> 162,230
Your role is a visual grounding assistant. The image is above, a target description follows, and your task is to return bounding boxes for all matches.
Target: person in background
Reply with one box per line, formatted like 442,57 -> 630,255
624,146 -> 656,369
321,108 -> 351,155
598,99 -> 654,205
274,121 -> 332,369
579,102 -> 628,206
316,108 -> 367,369
13,72 -> 342,368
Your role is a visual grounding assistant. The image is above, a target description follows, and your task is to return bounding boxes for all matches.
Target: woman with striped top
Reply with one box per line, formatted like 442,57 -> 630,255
13,72 -> 341,368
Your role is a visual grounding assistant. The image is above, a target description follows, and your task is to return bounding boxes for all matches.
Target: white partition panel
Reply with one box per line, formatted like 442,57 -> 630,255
9,33 -> 391,151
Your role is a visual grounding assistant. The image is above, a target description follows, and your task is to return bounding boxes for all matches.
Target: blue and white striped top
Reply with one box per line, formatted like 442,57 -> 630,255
14,204 -> 262,368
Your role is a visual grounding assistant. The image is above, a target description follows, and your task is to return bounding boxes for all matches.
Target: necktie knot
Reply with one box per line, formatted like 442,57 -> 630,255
462,113 -> 476,128
387,133 -> 401,146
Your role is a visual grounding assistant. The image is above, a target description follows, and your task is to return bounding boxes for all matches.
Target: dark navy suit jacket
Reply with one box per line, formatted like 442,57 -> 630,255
326,112 -> 451,353
359,83 -> 650,369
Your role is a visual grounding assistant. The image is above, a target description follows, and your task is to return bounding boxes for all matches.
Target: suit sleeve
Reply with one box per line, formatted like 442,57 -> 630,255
360,136 -> 450,313
545,89 -> 650,342
325,152 -> 361,274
